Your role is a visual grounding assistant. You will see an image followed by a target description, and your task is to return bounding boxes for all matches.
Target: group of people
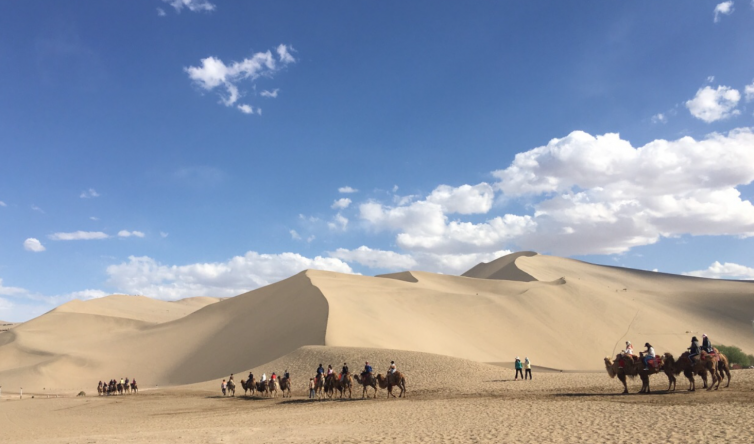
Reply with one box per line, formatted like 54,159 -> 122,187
308,361 -> 398,398
98,377 -> 137,395
221,370 -> 291,395
622,333 -> 714,370
514,357 -> 532,380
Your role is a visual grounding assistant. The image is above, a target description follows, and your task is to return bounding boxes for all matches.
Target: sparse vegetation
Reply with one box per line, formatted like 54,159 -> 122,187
716,345 -> 754,367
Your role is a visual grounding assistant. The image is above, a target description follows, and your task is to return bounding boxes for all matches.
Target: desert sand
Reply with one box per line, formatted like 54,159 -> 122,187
1,252 -> 753,443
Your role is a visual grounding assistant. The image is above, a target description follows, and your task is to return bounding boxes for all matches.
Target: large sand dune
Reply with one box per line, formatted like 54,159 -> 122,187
0,252 -> 752,394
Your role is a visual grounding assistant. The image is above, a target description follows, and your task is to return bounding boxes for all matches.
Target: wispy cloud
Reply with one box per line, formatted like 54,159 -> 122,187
49,231 -> 109,241
23,238 -> 46,252
338,186 -> 358,194
261,89 -> 279,98
290,229 -> 302,240
0,201 -> 6,207
163,0 -> 216,13
31,205 -> 44,213
160,231 -> 169,238
714,1 -> 734,23
118,230 -> 145,238
185,44 -> 295,114
80,188 -> 100,199
157,7 -> 167,16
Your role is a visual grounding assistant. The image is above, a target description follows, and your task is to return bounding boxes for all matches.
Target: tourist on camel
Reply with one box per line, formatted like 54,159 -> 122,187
316,364 -> 325,380
642,343 -> 655,370
340,362 -> 349,381
388,360 -> 397,374
702,334 -> 713,353
327,365 -> 334,377
624,341 -> 634,356
688,336 -> 701,363
362,361 -> 373,377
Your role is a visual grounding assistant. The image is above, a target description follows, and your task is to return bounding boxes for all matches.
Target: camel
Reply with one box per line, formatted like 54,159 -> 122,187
227,380 -> 236,397
97,383 -> 104,396
338,374 -> 353,399
241,378 -> 255,397
279,376 -> 292,398
268,379 -> 280,398
314,374 -> 326,399
352,373 -> 378,399
255,380 -> 269,397
666,349 -> 728,391
376,372 -> 407,398
117,382 -> 124,395
130,381 -> 138,394
604,353 -> 668,394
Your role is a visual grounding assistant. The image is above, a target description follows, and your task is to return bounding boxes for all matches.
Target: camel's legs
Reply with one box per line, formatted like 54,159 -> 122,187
618,374 -> 629,394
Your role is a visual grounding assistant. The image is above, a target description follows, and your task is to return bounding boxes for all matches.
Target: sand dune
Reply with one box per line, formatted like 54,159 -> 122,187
0,252 -> 752,396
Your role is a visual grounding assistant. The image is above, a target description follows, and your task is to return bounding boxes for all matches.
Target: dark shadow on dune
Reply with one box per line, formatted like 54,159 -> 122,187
279,397 -> 367,405
555,390 -> 682,398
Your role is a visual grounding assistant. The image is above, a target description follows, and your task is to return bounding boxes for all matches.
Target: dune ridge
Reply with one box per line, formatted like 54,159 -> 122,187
0,252 -> 752,394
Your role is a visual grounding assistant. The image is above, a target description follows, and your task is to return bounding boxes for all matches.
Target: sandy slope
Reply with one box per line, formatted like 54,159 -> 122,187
0,252 -> 752,396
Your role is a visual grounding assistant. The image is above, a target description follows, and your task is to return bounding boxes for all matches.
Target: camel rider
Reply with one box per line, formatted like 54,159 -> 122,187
642,343 -> 655,370
120,378 -> 125,385
624,341 -> 634,356
688,336 -> 701,363
363,361 -> 373,377
125,377 -> 129,386
261,373 -> 267,382
229,373 -> 234,382
388,361 -> 397,374
327,365 -> 334,377
248,372 -> 254,381
271,372 -> 277,381
317,364 -> 325,381
284,370 -> 290,380
702,334 -> 713,354
341,363 -> 349,381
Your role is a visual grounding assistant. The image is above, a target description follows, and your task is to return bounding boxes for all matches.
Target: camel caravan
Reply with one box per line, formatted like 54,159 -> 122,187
605,335 -> 731,394
222,361 -> 407,400
97,378 -> 138,396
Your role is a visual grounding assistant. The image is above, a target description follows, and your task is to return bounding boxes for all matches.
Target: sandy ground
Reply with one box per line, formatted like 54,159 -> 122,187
2,346 -> 753,444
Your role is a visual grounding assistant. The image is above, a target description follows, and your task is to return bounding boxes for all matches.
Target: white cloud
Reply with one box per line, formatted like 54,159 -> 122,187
31,205 -> 44,213
685,85 -> 741,122
261,89 -> 279,98
49,231 -> 109,241
80,188 -> 100,199
307,235 -> 316,243
707,76 -> 716,83
714,1 -> 734,22
0,201 -> 6,207
90,216 -> 99,221
328,213 -> 349,231
330,246 -> 418,270
290,229 -> 302,240
160,231 -> 169,238
65,289 -> 108,300
492,127 -> 754,255
685,261 -> 754,279
118,230 -> 145,238
164,0 -> 216,13
157,7 -> 167,16
23,238 -> 46,252
338,186 -> 358,193
426,183 -> 494,214
0,278 -> 27,296
0,297 -> 12,311
185,44 -> 295,113
651,113 -> 667,124
237,104 -> 253,114
331,198 -> 352,209
105,252 -> 353,300
745,79 -> 754,102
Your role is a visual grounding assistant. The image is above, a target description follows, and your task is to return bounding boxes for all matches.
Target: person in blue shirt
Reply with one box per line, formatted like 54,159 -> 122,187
362,361 -> 373,377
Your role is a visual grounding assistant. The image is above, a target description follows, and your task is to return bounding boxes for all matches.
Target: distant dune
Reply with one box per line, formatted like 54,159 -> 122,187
0,252 -> 752,394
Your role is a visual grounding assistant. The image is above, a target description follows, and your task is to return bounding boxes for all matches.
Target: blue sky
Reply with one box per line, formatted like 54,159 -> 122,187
2,1 -> 754,321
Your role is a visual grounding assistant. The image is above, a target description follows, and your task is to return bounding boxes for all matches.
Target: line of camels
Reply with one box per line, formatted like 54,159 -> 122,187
224,371 -> 407,400
605,348 -> 731,394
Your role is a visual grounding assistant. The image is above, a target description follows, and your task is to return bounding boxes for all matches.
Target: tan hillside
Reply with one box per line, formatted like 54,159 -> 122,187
0,252 -> 752,395
461,251 -> 538,281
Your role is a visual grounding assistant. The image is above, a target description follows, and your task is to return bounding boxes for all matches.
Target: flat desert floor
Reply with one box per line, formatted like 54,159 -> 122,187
2,359 -> 753,444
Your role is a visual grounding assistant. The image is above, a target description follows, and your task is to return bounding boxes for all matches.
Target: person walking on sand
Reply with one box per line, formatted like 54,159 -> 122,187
524,357 -> 532,380
514,357 -> 524,380
309,378 -> 315,399
221,379 -> 227,396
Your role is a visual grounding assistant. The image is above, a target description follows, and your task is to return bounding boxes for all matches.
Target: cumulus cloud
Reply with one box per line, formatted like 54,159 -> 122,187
685,85 -> 741,122
745,80 -> 754,102
685,261 -> 754,279
80,188 -> 100,198
105,252 -> 353,300
23,238 -> 46,252
185,45 -> 295,113
338,186 -> 358,193
164,0 -> 216,13
330,246 -> 418,270
49,231 -> 109,241
328,213 -> 349,231
118,230 -> 145,238
492,128 -> 754,254
237,104 -> 254,114
261,89 -> 279,98
426,183 -> 494,214
714,1 -> 734,22
331,198 -> 352,209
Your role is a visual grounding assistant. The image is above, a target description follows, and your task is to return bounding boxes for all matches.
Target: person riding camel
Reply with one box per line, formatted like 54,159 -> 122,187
702,334 -> 713,354
340,362 -> 349,381
327,365 -> 334,377
248,372 -> 254,381
688,336 -> 701,363
388,360 -> 397,374
271,372 -> 277,381
316,364 -> 325,381
284,370 -> 290,380
624,341 -> 634,356
362,361 -> 373,377
229,373 -> 234,382
261,373 -> 267,382
642,343 -> 655,370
